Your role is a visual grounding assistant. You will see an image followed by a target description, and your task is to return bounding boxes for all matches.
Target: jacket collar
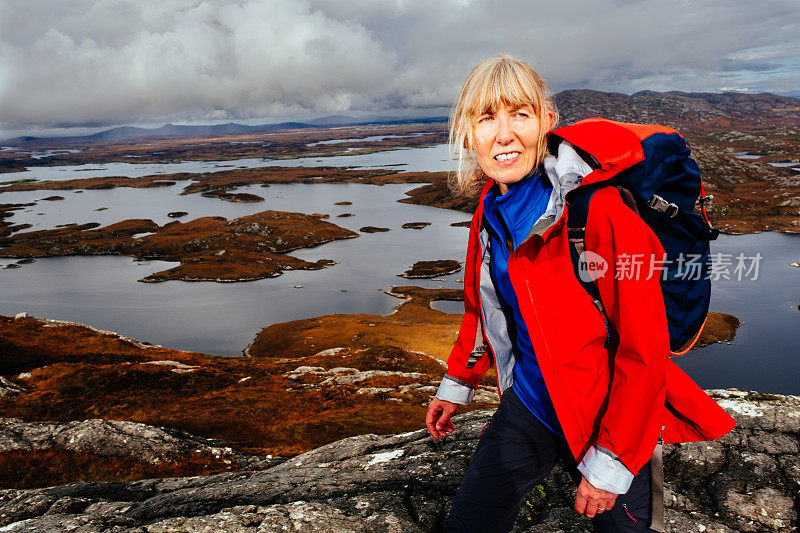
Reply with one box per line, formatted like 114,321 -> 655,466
476,139 -> 596,242
476,118 -> 650,240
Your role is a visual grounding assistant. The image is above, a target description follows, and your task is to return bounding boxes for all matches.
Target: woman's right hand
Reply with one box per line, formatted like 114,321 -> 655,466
426,398 -> 459,439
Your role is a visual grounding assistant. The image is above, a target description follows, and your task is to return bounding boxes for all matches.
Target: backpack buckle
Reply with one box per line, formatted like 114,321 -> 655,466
466,345 -> 486,368
649,195 -> 679,218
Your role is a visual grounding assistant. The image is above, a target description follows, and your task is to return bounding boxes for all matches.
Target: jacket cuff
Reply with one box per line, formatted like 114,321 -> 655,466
577,445 -> 634,494
435,375 -> 475,405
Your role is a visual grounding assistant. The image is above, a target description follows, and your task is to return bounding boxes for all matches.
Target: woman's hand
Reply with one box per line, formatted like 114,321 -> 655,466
425,398 -> 459,439
574,477 -> 617,518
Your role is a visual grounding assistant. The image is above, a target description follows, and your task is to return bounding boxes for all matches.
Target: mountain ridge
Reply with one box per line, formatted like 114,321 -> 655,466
2,116 -> 449,145
6,89 -> 799,146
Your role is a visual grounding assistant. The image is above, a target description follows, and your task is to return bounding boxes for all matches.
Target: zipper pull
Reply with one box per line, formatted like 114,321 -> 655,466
622,503 -> 637,522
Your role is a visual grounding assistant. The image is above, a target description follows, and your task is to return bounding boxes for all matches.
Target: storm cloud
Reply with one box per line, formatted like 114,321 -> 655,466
1,0 -> 798,132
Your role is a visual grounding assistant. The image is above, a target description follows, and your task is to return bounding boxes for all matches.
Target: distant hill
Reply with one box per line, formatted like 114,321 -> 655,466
554,90 -> 800,131
3,115 -> 448,146
305,114 -> 444,126
3,122 -> 315,145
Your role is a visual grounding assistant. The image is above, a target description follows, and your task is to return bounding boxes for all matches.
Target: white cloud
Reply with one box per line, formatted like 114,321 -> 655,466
1,0 -> 798,131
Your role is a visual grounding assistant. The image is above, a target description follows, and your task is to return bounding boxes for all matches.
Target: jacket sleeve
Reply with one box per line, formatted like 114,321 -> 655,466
435,205 -> 493,405
578,187 -> 668,491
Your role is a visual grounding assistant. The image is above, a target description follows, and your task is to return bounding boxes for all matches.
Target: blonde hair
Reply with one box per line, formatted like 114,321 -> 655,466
448,54 -> 558,196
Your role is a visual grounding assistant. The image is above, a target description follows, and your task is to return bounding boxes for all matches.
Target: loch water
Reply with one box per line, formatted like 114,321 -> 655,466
0,145 -> 798,395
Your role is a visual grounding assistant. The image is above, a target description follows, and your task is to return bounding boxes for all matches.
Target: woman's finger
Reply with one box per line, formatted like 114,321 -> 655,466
573,494 -> 587,515
425,403 -> 442,439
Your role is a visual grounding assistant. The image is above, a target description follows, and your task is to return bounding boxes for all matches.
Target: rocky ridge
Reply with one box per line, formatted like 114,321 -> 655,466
0,389 -> 796,532
0,419 -> 239,466
554,90 -> 800,133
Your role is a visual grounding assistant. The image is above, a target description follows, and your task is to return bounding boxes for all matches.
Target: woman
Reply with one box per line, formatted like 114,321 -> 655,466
425,55 -> 735,532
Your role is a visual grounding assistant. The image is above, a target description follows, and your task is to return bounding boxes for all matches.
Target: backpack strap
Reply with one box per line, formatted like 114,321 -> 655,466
467,218 -> 491,369
649,434 -> 665,532
565,183 -> 624,350
569,185 -> 667,532
648,193 -> 720,241
566,185 -> 604,312
467,320 -> 486,369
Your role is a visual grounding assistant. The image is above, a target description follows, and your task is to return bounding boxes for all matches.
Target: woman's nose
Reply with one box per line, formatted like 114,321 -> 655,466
496,115 -> 513,144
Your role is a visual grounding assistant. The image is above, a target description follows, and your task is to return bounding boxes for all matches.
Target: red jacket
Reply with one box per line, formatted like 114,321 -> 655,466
439,119 -> 735,478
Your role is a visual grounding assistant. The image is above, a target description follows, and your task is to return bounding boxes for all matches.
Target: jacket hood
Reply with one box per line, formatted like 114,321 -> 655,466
541,139 -> 595,224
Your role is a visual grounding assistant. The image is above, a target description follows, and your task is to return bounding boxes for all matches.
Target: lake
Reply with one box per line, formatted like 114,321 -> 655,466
0,144 -> 451,182
0,145 -> 798,395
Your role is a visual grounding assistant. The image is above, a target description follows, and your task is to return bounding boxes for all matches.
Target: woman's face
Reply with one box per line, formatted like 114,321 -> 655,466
472,101 -> 551,194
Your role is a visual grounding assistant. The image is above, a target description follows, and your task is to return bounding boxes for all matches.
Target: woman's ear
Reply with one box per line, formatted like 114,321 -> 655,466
544,109 -> 555,132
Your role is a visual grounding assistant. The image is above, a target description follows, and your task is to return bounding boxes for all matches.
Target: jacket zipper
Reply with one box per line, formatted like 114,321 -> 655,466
507,231 -> 592,450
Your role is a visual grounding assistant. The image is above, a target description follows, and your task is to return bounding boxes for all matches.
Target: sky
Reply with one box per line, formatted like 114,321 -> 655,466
1,0 -> 799,138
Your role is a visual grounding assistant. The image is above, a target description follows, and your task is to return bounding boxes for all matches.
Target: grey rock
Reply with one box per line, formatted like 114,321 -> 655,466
722,488 -> 795,531
0,418 -> 237,464
144,502 -> 423,533
0,378 -> 25,398
746,431 -> 799,454
663,508 -> 738,533
0,390 -> 798,531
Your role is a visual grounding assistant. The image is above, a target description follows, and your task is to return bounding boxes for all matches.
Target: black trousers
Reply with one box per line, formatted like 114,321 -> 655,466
444,388 -> 652,532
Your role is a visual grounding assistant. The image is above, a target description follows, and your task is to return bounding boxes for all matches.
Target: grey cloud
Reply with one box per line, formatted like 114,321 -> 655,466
1,0 -> 395,128
1,0 -> 798,131
721,59 -> 783,72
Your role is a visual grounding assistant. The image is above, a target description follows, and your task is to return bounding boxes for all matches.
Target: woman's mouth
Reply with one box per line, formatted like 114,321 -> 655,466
494,151 -> 520,163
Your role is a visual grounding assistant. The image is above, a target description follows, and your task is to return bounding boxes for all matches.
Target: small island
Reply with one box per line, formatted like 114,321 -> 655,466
0,211 -> 358,282
398,259 -> 462,278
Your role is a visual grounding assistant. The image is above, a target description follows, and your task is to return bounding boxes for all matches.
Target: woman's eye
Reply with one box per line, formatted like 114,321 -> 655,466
516,112 -> 529,118
478,115 -> 493,123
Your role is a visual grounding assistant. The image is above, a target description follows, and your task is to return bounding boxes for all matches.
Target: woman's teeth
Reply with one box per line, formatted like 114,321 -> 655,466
495,152 -> 520,161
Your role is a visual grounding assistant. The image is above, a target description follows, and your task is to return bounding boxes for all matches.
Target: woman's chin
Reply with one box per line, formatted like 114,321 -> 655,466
489,170 -> 528,187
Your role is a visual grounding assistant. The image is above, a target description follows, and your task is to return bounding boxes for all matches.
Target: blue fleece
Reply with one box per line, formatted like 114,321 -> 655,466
481,168 -> 563,436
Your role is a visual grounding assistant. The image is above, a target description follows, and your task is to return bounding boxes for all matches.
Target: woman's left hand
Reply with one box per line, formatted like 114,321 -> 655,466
574,476 -> 617,518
